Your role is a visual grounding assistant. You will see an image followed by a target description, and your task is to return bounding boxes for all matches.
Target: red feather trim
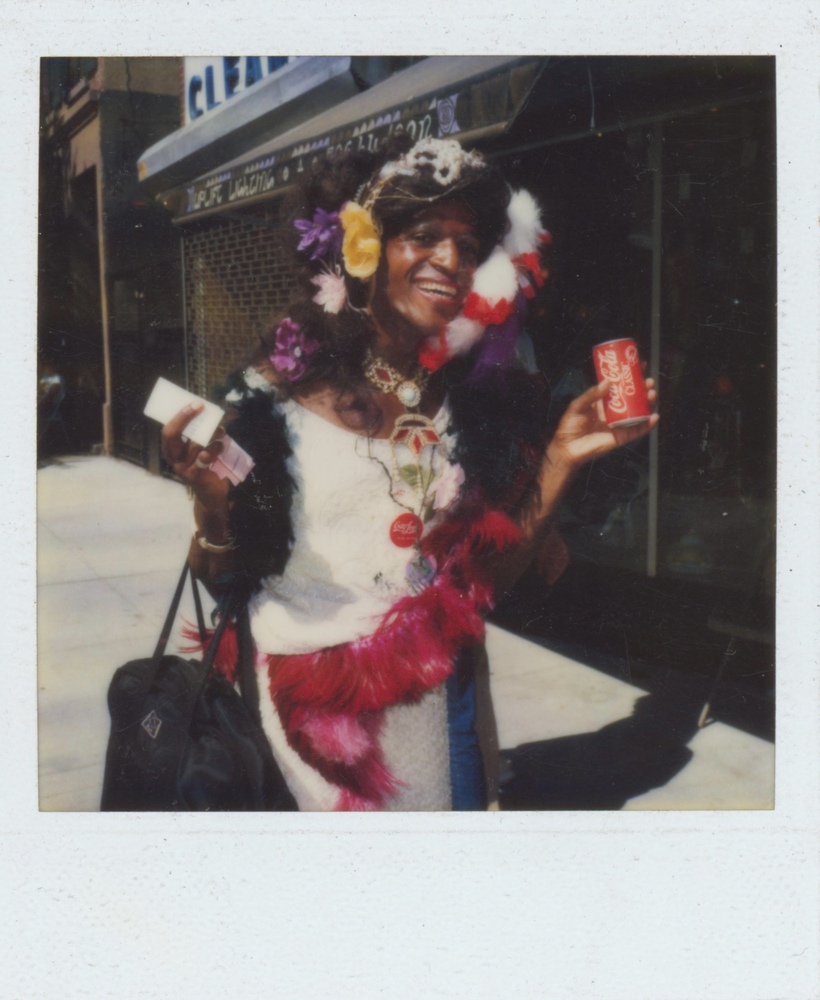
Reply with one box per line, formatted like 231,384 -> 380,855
274,696 -> 400,806
267,574 -> 482,719
422,505 -> 522,564
514,252 -> 544,284
463,292 -> 514,326
179,620 -> 239,683
419,330 -> 448,371
260,504 -> 523,809
179,621 -> 206,654
182,504 -> 524,810
337,788 -> 383,811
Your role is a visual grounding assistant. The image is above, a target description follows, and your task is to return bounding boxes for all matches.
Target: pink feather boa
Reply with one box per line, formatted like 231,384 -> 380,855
184,504 -> 522,810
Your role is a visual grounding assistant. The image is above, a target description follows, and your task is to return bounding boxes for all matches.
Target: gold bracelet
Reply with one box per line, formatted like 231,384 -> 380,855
195,534 -> 235,554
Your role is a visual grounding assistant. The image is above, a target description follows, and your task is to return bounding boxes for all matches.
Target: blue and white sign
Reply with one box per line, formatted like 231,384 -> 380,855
184,57 -> 291,124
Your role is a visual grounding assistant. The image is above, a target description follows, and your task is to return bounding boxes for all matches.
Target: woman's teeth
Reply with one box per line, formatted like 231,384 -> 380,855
417,282 -> 457,298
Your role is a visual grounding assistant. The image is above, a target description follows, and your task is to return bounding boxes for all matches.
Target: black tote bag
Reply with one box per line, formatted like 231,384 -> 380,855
100,562 -> 296,811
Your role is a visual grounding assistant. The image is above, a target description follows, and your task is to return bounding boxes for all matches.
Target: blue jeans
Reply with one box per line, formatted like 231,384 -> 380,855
446,647 -> 486,810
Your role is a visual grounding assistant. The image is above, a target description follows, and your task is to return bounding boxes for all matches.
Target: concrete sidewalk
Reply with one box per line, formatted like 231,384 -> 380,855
37,455 -> 774,811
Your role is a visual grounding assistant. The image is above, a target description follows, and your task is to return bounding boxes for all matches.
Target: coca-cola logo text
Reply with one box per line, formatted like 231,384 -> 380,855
390,513 -> 422,548
621,362 -> 636,397
598,348 -> 628,413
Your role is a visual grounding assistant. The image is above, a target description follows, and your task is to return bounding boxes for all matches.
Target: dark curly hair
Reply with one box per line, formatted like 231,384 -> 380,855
245,134 -> 511,396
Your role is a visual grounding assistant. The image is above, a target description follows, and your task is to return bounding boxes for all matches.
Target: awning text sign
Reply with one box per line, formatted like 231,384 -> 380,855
184,57 -> 290,125
173,61 -> 540,221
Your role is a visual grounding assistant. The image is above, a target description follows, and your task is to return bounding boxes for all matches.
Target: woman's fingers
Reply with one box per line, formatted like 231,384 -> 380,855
176,430 -> 231,514
566,378 -> 609,412
564,379 -> 611,428
612,412 -> 660,445
161,408 -> 227,476
160,402 -> 204,464
192,436 -> 224,472
572,377 -> 658,417
164,401 -> 204,438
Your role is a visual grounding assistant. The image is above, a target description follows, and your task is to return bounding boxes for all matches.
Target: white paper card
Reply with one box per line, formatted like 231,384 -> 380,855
143,377 -> 225,448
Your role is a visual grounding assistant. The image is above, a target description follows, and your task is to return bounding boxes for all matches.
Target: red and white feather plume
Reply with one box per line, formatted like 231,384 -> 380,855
420,187 -> 551,371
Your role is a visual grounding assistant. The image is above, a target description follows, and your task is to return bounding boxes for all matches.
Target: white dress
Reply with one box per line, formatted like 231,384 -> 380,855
249,399 -> 462,811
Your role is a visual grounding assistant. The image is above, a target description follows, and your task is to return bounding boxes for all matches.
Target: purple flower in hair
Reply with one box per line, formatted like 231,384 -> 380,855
269,318 -> 320,381
293,207 -> 343,260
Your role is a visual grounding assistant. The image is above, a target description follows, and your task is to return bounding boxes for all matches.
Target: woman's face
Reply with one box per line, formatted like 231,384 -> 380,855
369,201 -> 480,346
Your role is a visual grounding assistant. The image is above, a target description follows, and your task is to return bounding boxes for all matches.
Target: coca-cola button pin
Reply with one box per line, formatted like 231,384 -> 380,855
390,513 -> 423,548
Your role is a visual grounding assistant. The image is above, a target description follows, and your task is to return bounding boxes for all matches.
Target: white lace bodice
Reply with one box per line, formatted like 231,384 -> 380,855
248,397 -> 461,655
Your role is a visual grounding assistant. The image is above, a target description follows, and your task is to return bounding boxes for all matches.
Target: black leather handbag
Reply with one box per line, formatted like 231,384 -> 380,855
100,561 -> 296,811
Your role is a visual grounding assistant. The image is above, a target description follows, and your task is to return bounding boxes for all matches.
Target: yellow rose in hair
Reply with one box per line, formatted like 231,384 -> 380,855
339,202 -> 381,280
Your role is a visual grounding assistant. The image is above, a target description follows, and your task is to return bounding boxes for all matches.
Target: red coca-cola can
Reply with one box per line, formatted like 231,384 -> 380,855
592,338 -> 651,428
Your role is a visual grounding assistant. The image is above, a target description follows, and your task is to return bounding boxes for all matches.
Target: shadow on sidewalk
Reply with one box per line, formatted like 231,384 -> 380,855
498,680 -> 705,810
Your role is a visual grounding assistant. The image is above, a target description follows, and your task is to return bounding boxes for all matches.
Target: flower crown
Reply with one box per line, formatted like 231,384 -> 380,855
292,137 -> 551,377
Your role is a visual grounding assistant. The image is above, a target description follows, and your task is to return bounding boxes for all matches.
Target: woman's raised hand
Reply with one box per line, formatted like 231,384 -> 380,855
547,378 -> 659,471
160,403 -> 230,511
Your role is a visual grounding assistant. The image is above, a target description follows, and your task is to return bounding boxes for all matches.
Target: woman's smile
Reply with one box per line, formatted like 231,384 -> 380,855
414,277 -> 461,302
369,200 -> 480,350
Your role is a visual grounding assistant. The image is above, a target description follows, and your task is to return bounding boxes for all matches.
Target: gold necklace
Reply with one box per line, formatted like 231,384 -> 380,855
364,352 -> 442,489
363,351 -> 431,411
359,353 -> 442,591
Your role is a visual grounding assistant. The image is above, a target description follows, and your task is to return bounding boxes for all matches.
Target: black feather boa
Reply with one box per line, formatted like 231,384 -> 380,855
218,368 -> 549,591
446,374 -> 549,505
220,376 -> 295,588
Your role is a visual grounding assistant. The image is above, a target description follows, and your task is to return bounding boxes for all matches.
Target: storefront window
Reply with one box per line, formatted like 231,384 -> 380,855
657,101 -> 776,591
504,93 -> 775,595
507,126 -> 656,576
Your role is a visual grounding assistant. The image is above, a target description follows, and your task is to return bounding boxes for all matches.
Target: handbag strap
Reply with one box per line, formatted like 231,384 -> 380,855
143,558 -> 264,729
143,559 -> 231,698
145,559 -> 293,808
235,598 -> 263,725
151,559 -> 191,663
185,578 -> 245,710
190,570 -> 208,642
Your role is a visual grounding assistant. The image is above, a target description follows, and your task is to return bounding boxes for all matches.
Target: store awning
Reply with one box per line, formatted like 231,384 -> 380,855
137,57 -> 360,196
159,55 -> 547,223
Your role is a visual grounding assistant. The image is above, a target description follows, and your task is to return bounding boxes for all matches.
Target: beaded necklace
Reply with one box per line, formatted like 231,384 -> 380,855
363,350 -> 430,410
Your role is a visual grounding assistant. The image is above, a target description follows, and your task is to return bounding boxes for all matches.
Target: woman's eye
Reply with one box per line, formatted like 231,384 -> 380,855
409,231 -> 436,246
458,241 -> 480,261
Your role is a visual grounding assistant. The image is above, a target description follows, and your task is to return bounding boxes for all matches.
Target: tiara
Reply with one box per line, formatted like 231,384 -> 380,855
360,138 -> 488,211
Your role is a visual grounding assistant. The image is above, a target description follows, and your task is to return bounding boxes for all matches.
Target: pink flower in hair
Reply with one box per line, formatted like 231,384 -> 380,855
311,270 -> 348,314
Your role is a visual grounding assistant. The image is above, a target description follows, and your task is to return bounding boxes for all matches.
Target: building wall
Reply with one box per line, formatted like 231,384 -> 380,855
40,56 -> 185,458
65,113 -> 101,178
98,57 -> 182,99
182,203 -> 299,396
